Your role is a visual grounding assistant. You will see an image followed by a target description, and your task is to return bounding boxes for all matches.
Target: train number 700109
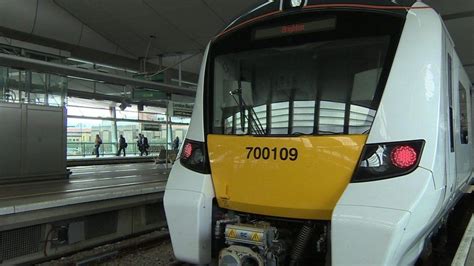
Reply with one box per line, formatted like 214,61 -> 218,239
245,147 -> 298,161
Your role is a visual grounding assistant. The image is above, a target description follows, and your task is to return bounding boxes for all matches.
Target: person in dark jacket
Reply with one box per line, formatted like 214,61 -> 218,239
141,135 -> 149,156
117,135 -> 127,156
137,134 -> 144,156
173,136 -> 180,151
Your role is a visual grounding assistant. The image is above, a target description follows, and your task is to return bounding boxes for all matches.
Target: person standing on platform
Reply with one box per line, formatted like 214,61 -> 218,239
173,136 -> 180,151
117,135 -> 127,156
94,134 -> 102,158
137,134 -> 143,156
142,134 -> 149,156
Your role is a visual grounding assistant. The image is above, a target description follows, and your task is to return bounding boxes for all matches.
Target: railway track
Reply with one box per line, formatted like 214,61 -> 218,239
37,229 -> 177,266
37,193 -> 473,266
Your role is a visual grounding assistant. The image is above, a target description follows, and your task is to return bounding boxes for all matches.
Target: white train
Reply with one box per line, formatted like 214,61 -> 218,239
164,0 -> 473,265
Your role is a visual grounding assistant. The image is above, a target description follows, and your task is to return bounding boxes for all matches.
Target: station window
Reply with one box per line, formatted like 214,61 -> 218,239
459,83 -> 468,144
0,66 -> 65,106
30,72 -> 47,105
48,74 -> 66,107
1,67 -> 27,104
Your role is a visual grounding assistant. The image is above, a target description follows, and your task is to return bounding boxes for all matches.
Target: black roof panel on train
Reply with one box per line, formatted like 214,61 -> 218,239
306,0 -> 417,6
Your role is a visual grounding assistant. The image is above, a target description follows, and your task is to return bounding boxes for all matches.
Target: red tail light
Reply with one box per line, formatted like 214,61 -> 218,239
351,140 -> 424,182
182,142 -> 193,159
390,145 -> 417,169
179,139 -> 210,174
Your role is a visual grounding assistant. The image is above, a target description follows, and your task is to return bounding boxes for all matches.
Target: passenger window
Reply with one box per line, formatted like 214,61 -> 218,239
448,55 -> 454,152
459,83 -> 468,144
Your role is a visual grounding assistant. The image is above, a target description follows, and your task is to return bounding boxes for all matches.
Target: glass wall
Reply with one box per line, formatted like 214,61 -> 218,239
67,118 -> 115,157
0,62 -> 190,159
66,97 -> 190,158
0,66 -> 66,106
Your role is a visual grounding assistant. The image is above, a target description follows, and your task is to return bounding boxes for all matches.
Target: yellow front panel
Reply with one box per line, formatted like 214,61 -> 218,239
207,135 -> 367,220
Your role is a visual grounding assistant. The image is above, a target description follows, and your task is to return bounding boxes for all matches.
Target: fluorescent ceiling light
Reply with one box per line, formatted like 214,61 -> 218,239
68,58 -> 138,74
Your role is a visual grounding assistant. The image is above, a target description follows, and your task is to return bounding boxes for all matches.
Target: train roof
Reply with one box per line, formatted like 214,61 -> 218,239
219,0 -> 418,39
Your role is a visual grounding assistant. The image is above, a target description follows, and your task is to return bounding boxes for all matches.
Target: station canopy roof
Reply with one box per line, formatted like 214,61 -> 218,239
0,0 -> 472,80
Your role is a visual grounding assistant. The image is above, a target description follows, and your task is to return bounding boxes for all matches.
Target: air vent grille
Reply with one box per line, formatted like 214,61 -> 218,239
0,225 -> 42,261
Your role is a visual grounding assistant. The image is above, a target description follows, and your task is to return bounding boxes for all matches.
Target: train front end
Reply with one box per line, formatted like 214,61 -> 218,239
165,1 -> 443,265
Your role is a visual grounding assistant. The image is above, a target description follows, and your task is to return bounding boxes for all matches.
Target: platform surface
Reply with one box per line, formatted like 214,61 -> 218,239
67,155 -> 156,166
0,163 -> 170,216
453,214 -> 474,266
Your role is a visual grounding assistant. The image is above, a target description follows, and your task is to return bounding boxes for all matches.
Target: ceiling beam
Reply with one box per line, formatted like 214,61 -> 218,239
67,89 -> 167,108
0,53 -> 196,96
0,26 -> 142,70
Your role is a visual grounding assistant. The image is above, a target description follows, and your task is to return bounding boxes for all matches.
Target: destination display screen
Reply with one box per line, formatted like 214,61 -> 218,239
253,17 -> 336,40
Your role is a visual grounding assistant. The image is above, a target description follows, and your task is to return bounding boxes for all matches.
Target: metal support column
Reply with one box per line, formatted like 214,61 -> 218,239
165,100 -> 169,169
111,106 -> 118,156
178,56 -> 182,87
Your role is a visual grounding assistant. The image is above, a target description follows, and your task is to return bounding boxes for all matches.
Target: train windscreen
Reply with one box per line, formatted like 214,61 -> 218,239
208,12 -> 404,135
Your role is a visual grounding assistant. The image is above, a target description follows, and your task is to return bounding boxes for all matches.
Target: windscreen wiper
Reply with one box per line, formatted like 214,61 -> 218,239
229,88 -> 265,135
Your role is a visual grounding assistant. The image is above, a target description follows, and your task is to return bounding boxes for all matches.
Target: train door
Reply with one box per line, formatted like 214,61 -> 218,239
455,66 -> 472,189
445,37 -> 456,201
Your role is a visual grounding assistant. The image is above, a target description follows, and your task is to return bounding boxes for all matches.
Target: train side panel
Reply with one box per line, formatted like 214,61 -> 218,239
365,3 -> 444,189
332,4 -> 447,265
440,21 -> 472,204
164,45 -> 214,264
452,50 -> 473,190
333,3 -> 473,265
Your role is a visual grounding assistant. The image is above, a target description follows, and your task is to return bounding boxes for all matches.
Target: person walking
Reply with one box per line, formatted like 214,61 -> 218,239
117,135 -> 127,156
94,134 -> 102,158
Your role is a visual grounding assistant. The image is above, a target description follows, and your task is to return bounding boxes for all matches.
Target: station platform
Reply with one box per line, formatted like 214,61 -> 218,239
67,156 -> 156,167
0,163 -> 170,264
0,163 -> 168,218
453,214 -> 474,265
67,149 -> 177,167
